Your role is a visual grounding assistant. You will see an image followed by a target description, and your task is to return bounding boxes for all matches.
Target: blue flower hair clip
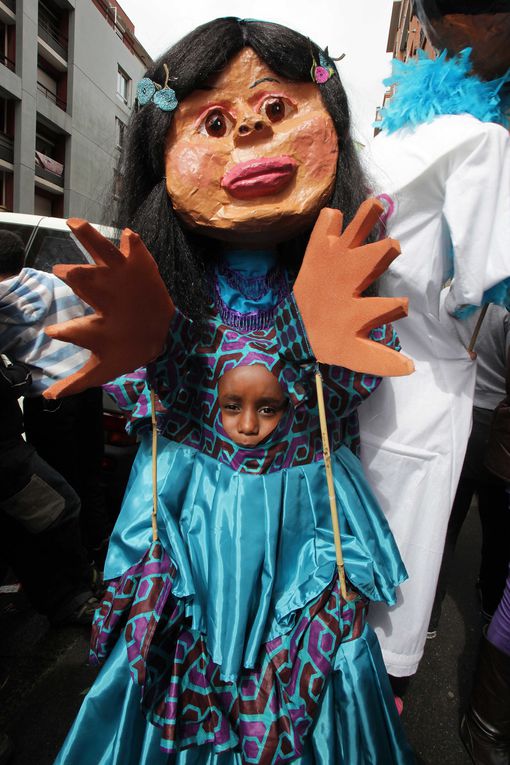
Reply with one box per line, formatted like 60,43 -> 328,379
136,63 -> 178,112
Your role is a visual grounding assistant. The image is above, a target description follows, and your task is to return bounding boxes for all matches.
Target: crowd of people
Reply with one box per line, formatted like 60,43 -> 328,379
0,1 -> 509,764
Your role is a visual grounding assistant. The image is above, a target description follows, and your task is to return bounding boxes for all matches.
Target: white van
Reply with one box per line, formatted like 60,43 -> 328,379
0,212 -> 119,272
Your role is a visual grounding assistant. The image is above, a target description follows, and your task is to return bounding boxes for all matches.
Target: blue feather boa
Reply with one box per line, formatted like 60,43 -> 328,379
378,48 -> 510,133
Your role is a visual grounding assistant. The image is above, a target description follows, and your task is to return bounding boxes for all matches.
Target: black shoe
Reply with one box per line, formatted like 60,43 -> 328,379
90,537 -> 110,571
0,733 -> 14,765
89,564 -> 105,599
51,592 -> 100,627
460,637 -> 510,764
0,665 -> 8,692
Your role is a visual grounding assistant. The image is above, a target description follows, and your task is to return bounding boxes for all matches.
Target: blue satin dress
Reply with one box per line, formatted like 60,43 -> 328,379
54,252 -> 415,764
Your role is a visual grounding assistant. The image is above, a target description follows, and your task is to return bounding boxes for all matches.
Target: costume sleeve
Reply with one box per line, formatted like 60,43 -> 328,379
146,308 -> 196,410
274,292 -> 400,415
104,309 -> 194,434
103,368 -> 153,434
443,122 -> 510,317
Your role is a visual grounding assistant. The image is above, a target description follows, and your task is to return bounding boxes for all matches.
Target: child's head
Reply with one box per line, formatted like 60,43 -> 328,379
0,230 -> 25,278
218,363 -> 287,447
117,18 -> 371,319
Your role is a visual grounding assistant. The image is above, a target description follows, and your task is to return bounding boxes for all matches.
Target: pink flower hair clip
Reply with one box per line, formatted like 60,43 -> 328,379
310,47 -> 345,85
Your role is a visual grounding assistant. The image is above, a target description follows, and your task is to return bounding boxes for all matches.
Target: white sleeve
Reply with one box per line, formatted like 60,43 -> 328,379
443,123 -> 510,316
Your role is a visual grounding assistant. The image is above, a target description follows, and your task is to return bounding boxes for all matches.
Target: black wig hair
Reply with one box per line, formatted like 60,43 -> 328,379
0,230 -> 25,274
117,17 -> 371,319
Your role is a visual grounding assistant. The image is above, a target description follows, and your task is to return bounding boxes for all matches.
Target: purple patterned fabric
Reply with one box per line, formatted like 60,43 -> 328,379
90,541 -> 175,667
105,277 -> 400,474
91,546 -> 366,762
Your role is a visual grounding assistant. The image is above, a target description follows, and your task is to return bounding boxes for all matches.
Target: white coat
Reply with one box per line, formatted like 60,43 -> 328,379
360,113 -> 510,676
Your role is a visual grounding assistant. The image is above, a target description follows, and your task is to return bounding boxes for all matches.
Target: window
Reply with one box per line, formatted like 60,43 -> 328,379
117,66 -> 131,105
0,170 -> 6,209
0,98 -> 7,135
26,227 -> 88,271
113,168 -> 122,201
0,221 -> 33,245
37,66 -> 58,100
0,23 -> 6,66
36,56 -> 67,110
35,132 -> 56,158
115,116 -> 125,149
38,0 -> 68,59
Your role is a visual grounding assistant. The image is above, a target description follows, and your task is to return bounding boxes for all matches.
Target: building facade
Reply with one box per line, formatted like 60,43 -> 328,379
386,0 -> 435,63
0,0 -> 150,223
374,0 -> 435,134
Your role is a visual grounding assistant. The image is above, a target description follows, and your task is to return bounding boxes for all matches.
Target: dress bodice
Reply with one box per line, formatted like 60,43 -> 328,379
106,252 -> 398,474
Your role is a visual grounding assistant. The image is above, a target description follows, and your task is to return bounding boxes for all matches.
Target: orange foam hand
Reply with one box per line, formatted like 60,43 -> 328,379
293,198 -> 414,377
43,220 -> 175,399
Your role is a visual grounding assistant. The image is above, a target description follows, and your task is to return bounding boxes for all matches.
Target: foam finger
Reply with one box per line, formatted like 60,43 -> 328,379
342,198 -> 384,249
67,219 -> 124,267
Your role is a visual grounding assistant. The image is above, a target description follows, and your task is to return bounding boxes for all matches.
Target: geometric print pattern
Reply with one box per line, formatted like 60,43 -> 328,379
146,582 -> 366,762
106,289 -> 399,475
90,540 -> 175,669
91,544 -> 366,763
95,272 -> 395,761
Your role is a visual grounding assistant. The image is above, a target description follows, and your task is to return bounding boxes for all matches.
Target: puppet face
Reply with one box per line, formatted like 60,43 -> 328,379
164,48 -> 339,245
218,364 -> 287,447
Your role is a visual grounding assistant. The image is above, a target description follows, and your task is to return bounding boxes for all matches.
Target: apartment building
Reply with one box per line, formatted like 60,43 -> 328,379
0,0 -> 151,222
386,0 -> 435,63
374,0 -> 436,134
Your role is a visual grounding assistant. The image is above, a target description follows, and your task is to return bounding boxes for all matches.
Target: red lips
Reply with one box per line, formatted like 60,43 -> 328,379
221,156 -> 298,199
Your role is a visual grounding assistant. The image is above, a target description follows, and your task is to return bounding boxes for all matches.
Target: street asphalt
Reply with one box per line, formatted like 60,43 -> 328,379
0,507 -> 483,764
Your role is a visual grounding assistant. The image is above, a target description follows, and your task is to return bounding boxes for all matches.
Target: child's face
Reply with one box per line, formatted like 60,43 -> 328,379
218,364 -> 287,447
164,47 -> 338,245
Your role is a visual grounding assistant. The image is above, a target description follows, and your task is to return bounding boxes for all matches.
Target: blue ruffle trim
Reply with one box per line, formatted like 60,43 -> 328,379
378,48 -> 510,134
104,434 -> 407,680
55,622 -> 415,765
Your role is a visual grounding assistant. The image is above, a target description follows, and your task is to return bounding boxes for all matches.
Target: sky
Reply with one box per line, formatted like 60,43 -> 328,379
118,0 -> 395,145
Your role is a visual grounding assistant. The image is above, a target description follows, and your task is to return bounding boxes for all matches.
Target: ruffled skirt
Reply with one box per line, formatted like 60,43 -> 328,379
54,436 -> 414,764
56,607 -> 414,764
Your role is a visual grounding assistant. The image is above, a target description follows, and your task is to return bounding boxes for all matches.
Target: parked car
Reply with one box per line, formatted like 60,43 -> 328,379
0,212 -> 138,521
0,211 -> 119,269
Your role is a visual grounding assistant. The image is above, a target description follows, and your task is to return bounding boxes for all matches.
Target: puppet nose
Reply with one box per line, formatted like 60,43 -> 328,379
238,119 -> 264,135
235,116 -> 273,143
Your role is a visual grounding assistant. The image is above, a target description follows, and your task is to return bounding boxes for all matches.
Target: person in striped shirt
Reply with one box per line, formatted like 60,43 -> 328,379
0,229 -> 90,391
0,229 -> 112,565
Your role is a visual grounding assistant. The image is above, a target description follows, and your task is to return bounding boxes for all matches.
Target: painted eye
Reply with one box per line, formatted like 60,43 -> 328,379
201,109 -> 234,137
262,97 -> 294,123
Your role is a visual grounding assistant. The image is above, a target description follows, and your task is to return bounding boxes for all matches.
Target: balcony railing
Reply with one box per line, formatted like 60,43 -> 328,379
0,52 -> 15,72
37,81 -> 66,111
35,150 -> 64,187
35,165 -> 64,187
38,6 -> 68,59
0,132 -> 13,163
